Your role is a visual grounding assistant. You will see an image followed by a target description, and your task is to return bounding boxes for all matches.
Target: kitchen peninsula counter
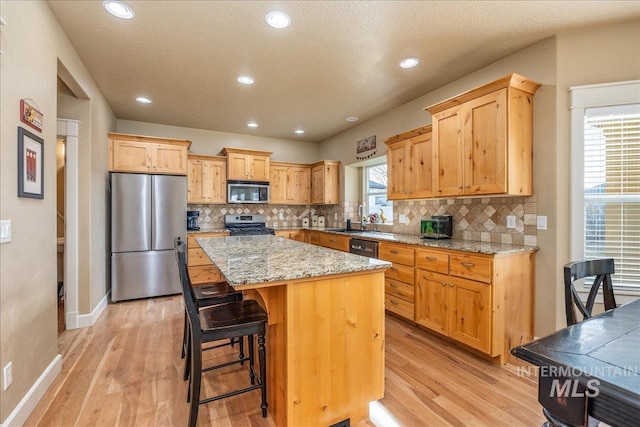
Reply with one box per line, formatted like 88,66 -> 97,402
195,235 -> 390,427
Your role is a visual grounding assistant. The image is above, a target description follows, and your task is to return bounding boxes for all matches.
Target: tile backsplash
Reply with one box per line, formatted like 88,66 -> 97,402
189,194 -> 537,246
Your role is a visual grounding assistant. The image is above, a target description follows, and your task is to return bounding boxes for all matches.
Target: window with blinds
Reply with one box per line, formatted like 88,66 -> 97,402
583,104 -> 640,290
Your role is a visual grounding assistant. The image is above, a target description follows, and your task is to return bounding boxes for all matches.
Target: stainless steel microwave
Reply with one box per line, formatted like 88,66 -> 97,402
227,181 -> 269,204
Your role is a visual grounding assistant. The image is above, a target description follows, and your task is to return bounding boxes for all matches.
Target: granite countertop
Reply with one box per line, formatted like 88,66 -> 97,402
287,227 -> 537,255
196,235 -> 390,287
187,227 -> 229,234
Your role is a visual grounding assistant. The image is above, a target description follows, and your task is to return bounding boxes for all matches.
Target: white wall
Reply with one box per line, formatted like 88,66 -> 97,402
0,1 -> 115,422
116,120 -> 321,163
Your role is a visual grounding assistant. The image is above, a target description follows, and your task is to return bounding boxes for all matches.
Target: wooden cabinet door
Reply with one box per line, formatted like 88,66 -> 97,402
448,276 -> 492,354
311,165 -> 324,204
432,106 -> 464,197
463,89 -> 507,195
227,153 -> 250,180
111,139 -> 152,173
188,157 -> 226,203
153,143 -> 187,174
386,140 -> 409,199
269,164 -> 289,204
409,131 -> 434,199
250,155 -> 270,181
288,166 -> 311,204
415,270 -> 449,334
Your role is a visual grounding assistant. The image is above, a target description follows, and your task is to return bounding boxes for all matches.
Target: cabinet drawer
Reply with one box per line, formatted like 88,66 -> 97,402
187,248 -> 212,266
379,242 -> 415,266
188,265 -> 223,285
450,254 -> 492,283
385,294 -> 414,320
415,248 -> 449,274
385,278 -> 414,303
319,233 -> 350,252
187,232 -> 228,248
385,262 -> 414,285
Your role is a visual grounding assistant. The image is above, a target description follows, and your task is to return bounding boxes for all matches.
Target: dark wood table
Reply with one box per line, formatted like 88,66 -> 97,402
512,299 -> 640,427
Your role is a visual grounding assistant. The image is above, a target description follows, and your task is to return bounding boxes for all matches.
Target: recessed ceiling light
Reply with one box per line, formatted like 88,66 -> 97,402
265,11 -> 291,29
399,57 -> 420,69
247,122 -> 258,128
103,1 -> 135,19
136,97 -> 152,104
237,76 -> 255,85
294,129 -> 305,134
346,116 -> 359,122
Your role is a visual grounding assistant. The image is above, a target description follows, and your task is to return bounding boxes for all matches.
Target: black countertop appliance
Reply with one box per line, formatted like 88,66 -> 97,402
187,210 -> 200,231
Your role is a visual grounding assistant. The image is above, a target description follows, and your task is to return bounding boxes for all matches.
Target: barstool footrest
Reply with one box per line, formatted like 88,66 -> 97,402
202,357 -> 250,373
199,383 -> 262,405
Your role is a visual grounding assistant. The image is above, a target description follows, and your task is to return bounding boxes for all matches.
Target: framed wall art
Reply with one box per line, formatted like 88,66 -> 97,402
18,126 -> 44,199
20,99 -> 43,132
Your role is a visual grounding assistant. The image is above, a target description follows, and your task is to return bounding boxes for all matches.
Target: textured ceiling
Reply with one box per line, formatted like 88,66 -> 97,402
46,1 -> 640,143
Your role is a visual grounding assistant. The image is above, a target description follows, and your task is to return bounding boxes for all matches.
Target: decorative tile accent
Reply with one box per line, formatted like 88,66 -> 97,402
188,194 -> 538,246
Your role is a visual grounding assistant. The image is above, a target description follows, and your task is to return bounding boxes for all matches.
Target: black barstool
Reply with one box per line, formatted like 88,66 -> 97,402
175,241 -> 268,426
174,238 -> 244,377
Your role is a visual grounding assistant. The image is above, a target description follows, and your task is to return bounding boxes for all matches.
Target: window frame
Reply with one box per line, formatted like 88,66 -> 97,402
570,80 -> 640,298
364,162 -> 393,224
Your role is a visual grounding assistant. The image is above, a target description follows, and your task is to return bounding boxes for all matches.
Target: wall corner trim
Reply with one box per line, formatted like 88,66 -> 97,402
0,354 -> 62,427
76,291 -> 110,329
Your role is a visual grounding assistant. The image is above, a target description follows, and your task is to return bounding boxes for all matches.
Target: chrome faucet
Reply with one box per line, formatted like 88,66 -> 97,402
358,204 -> 367,231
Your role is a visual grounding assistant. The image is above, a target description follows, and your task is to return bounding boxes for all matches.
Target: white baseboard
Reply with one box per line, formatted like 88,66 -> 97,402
66,291 -> 109,330
0,354 -> 62,427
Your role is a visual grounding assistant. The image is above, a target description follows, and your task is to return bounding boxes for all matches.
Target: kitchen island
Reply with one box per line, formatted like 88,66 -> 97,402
196,235 -> 391,427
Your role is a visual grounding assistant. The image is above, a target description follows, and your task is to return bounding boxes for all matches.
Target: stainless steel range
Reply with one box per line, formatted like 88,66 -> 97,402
224,214 -> 275,236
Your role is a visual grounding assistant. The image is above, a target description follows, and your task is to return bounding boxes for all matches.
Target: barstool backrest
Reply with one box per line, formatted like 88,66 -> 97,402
174,239 -> 201,332
563,258 -> 617,326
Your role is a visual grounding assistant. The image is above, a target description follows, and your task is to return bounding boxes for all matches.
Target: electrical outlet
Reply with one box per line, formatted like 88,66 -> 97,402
537,215 -> 548,230
278,212 -> 284,220
3,362 -> 12,390
334,213 -> 337,220
399,214 -> 407,224
506,216 -> 516,229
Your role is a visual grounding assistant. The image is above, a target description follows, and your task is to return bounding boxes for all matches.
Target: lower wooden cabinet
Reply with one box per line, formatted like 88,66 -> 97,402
274,229 -> 306,242
415,247 -> 534,362
187,232 -> 229,285
379,242 -> 415,321
318,233 -> 350,252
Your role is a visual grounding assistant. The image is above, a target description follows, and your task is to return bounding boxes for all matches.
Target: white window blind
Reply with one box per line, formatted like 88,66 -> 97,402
583,105 -> 640,290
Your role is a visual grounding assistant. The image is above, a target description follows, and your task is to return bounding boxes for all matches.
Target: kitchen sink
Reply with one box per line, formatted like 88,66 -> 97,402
324,228 -> 364,233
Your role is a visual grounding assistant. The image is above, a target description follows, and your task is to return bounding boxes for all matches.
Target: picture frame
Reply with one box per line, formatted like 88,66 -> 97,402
18,127 -> 44,199
20,99 -> 43,132
356,135 -> 376,154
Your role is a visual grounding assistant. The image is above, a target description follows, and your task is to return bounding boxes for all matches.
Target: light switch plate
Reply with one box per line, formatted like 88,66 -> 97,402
0,220 -> 11,244
537,216 -> 548,230
506,216 -> 516,229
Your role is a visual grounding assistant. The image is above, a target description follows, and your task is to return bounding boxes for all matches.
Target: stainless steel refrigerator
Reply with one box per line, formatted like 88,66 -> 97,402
110,172 -> 186,302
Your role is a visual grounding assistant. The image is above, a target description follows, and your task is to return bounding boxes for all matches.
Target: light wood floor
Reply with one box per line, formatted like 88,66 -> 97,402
26,295 -> 545,426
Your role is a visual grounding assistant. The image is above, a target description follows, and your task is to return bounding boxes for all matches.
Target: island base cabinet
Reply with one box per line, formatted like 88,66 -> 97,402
251,271 -> 385,426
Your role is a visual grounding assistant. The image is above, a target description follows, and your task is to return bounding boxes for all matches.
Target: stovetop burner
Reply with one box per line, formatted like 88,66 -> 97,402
225,214 -> 275,236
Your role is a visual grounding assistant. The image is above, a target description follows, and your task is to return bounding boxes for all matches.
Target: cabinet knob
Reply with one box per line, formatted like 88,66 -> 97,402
449,283 -> 454,287
457,185 -> 463,189
441,282 -> 447,287
465,185 -> 470,189
389,266 -> 398,271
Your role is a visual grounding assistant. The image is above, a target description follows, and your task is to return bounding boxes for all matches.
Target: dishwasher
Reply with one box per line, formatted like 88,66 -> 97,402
349,238 -> 379,258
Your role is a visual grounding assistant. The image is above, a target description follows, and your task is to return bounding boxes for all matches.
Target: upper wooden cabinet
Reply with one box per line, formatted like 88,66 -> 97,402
426,73 -> 541,198
385,125 -> 433,200
270,162 -> 311,205
220,148 -> 271,182
187,155 -> 226,204
108,133 -> 191,175
311,160 -> 340,205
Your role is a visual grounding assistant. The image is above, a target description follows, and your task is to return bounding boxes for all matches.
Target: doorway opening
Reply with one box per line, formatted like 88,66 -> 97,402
56,136 -> 66,334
